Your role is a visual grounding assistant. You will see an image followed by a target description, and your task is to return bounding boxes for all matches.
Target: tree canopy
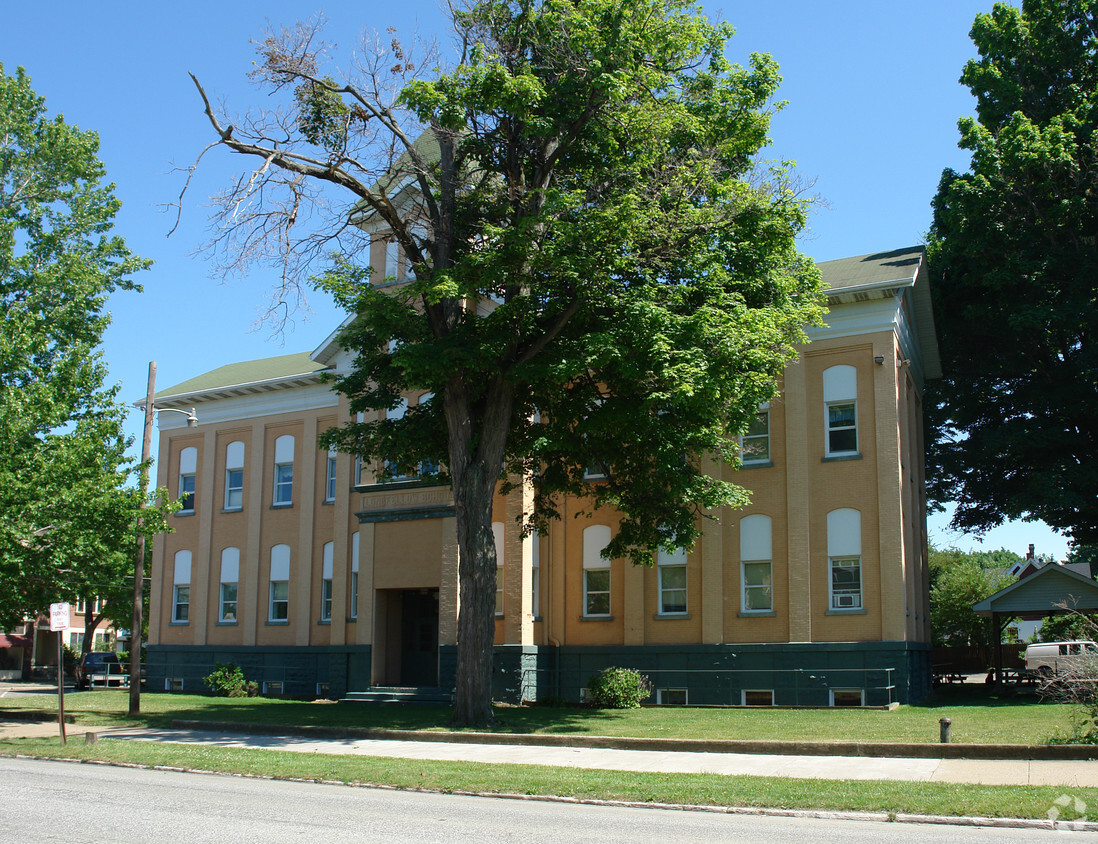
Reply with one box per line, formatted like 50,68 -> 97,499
190,0 -> 823,725
928,546 -> 1016,656
0,64 -> 151,630
926,0 -> 1098,544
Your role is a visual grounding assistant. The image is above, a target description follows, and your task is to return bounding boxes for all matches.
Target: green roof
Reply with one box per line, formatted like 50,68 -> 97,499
156,352 -> 327,400
818,246 -> 923,292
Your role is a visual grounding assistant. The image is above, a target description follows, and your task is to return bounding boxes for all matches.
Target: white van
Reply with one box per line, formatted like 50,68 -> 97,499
1024,640 -> 1098,675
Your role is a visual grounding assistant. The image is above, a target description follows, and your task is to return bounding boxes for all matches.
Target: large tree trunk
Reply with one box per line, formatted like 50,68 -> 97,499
451,474 -> 499,726
446,377 -> 513,727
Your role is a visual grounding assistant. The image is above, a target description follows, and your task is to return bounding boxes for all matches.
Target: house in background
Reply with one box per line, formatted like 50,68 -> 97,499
145,246 -> 940,706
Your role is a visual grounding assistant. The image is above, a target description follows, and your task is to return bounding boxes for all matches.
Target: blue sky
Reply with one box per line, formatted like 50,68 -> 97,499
2,1 -> 1068,560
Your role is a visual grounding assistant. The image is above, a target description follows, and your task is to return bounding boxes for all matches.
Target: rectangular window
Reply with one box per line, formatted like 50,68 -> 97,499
495,566 -> 504,616
742,689 -> 774,706
321,579 -> 333,621
827,401 -> 858,455
179,474 -> 195,512
831,688 -> 864,707
741,408 -> 770,464
219,583 -> 238,623
274,463 -> 293,505
742,561 -> 773,611
658,564 -> 687,614
172,585 -> 190,623
325,455 -> 337,502
350,572 -> 359,620
269,581 -> 289,621
584,569 -> 611,616
657,688 -> 687,705
225,468 -> 243,510
830,556 -> 862,609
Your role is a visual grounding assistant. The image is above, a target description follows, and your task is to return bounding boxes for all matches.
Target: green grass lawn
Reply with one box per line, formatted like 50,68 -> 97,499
0,684 -> 1078,745
0,736 -> 1092,822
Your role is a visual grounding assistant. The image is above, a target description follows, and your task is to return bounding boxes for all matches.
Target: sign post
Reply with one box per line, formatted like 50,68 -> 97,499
49,602 -> 69,744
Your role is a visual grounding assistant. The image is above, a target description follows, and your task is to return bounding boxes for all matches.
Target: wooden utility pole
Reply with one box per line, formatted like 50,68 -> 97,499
129,362 -> 156,716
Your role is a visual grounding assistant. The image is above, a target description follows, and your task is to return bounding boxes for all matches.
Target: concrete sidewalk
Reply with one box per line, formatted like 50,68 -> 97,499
4,717 -> 1097,788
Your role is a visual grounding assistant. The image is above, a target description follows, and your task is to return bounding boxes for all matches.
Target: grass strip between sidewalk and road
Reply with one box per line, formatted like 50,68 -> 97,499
1,736 -> 1093,822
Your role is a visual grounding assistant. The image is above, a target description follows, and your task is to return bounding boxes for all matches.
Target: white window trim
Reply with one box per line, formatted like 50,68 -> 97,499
657,562 -> 687,615
224,467 -> 243,510
178,473 -> 196,513
740,559 -> 773,613
740,403 -> 770,465
320,579 -> 333,621
274,462 -> 293,505
269,581 -> 289,622
830,688 -> 865,707
324,453 -> 337,502
741,689 -> 774,706
656,688 -> 688,705
172,585 -> 190,623
825,399 -> 859,456
583,569 -> 611,617
219,582 -> 238,623
829,556 -> 863,610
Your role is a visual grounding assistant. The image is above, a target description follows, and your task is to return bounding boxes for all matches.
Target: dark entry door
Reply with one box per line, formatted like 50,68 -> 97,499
400,589 -> 439,686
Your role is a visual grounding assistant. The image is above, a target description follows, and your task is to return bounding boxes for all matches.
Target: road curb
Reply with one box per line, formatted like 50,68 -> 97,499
8,752 -> 1098,833
171,719 -> 1098,760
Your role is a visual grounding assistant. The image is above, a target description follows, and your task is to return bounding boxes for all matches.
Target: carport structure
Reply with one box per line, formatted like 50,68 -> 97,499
974,563 -> 1098,682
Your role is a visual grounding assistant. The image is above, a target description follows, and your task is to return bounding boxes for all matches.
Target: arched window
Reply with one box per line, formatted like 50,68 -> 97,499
823,365 -> 858,456
269,544 -> 291,621
740,514 -> 773,613
657,546 -> 687,615
582,525 -> 612,617
172,550 -> 192,623
827,508 -> 862,610
219,547 -> 239,623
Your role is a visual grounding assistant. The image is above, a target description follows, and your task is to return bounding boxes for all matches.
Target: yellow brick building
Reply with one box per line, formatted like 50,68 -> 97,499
147,246 -> 939,705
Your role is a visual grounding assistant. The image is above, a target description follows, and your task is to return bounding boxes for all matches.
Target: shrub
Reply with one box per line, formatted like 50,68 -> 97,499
203,662 -> 256,697
586,667 -> 652,708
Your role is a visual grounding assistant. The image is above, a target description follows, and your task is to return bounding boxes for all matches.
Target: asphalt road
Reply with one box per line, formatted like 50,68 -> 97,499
1,758 -> 1089,843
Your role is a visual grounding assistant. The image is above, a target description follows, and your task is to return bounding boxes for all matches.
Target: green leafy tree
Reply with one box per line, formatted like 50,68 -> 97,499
188,1 -> 823,726
926,0 -> 1098,544
929,546 -> 1014,661
0,64 -> 152,630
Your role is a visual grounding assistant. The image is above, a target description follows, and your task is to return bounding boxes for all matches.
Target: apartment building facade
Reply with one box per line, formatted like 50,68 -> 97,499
147,246 -> 939,706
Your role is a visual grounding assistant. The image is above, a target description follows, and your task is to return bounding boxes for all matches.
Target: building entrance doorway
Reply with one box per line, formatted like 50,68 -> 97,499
400,589 -> 439,686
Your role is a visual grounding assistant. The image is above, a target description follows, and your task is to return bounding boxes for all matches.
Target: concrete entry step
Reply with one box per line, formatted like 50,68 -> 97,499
341,686 -> 453,705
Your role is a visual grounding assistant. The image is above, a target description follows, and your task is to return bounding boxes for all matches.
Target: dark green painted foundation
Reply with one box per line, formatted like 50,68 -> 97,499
149,640 -> 930,706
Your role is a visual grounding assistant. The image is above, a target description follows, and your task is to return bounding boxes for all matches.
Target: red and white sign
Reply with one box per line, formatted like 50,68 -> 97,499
49,602 -> 70,632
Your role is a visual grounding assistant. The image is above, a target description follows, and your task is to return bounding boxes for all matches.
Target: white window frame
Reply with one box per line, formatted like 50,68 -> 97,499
273,435 -> 294,505
657,688 -> 687,705
829,557 -> 863,610
219,582 -> 238,623
172,585 -> 190,623
530,532 -> 540,618
324,452 -> 337,503
172,550 -> 191,623
269,544 -> 290,622
493,522 -> 505,616
740,403 -> 770,465
741,560 -> 773,612
320,542 -> 334,621
739,514 -> 773,613
224,441 -> 244,511
219,547 -> 240,623
584,569 -> 610,617
827,508 -> 863,611
657,547 -> 687,615
830,688 -> 865,707
823,365 -> 858,457
350,532 -> 360,620
742,689 -> 774,706
582,525 -> 612,617
178,446 -> 197,513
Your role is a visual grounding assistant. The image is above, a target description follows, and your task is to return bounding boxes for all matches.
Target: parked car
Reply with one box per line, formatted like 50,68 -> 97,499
1024,640 -> 1098,675
75,651 -> 124,690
